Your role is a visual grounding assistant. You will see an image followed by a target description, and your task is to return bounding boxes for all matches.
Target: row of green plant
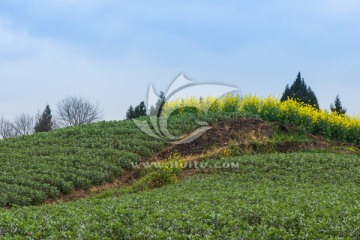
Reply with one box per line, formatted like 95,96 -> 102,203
0,120 -> 164,207
0,111 -> 262,207
1,152 -> 360,238
1,106 -> 357,207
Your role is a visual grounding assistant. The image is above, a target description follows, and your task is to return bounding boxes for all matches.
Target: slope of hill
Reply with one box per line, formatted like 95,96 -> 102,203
0,120 -> 164,207
1,152 -> 360,238
0,112 -> 256,207
1,102 -> 360,238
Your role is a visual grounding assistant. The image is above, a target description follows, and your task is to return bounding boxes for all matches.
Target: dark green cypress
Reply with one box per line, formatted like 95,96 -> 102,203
126,101 -> 147,119
35,105 -> 53,133
330,95 -> 347,115
280,72 -> 319,109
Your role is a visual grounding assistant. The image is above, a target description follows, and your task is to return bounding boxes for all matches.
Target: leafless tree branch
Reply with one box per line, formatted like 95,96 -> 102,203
13,113 -> 34,136
0,117 -> 16,139
56,96 -> 103,127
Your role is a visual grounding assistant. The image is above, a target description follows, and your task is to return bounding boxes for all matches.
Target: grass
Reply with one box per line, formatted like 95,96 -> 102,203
270,125 -> 309,142
1,152 -> 360,239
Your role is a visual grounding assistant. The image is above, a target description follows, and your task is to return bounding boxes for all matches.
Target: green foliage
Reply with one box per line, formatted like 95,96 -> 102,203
0,120 -> 164,207
281,72 -> 319,109
134,154 -> 182,191
270,125 -> 309,142
170,106 -> 202,115
331,95 -> 347,115
1,153 -> 360,238
134,101 -> 147,118
126,101 -> 147,119
125,105 -> 135,119
35,105 -> 53,133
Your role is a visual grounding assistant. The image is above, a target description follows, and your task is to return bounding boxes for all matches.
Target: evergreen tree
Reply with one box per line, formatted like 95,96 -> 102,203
35,105 -> 53,133
330,95 -> 346,115
126,101 -> 147,119
280,72 -> 319,109
149,91 -> 166,117
126,105 -> 135,119
134,101 -> 147,118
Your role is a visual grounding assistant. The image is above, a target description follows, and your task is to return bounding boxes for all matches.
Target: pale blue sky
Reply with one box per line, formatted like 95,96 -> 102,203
0,0 -> 360,120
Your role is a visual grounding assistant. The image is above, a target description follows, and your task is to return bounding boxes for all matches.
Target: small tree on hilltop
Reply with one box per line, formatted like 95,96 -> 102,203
56,96 -> 102,127
126,105 -> 135,119
126,101 -> 147,119
281,72 -> 319,109
35,105 -> 53,133
134,101 -> 147,118
330,95 -> 347,115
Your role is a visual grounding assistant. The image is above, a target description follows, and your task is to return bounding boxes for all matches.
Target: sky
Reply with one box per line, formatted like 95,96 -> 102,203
0,0 -> 360,120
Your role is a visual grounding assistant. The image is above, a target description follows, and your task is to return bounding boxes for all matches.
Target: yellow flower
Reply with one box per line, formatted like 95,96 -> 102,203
163,94 -> 360,143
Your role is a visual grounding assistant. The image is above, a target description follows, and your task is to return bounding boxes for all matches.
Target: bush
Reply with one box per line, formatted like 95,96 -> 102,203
134,154 -> 183,190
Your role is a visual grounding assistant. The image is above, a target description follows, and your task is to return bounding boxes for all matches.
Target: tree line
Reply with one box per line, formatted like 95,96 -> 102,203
0,96 -> 102,139
280,72 -> 346,115
0,72 -> 348,139
125,72 -> 347,120
126,91 -> 166,119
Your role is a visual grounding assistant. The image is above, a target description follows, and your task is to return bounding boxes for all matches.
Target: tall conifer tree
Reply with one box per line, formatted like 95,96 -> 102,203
35,105 -> 53,133
281,72 -> 319,109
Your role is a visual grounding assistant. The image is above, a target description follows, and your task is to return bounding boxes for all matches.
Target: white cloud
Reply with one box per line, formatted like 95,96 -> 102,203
1,1 -> 360,120
0,18 -> 61,61
0,19 -> 157,120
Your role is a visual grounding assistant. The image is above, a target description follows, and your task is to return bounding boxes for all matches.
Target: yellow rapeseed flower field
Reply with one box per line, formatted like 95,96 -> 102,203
163,95 -> 360,144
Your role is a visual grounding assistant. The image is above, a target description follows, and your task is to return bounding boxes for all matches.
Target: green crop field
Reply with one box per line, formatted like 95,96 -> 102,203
1,110 -> 360,239
0,120 -> 164,207
1,152 -> 360,239
0,112 -> 256,207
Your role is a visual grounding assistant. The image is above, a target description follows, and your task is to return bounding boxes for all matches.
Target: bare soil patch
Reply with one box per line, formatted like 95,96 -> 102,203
156,118 -> 274,159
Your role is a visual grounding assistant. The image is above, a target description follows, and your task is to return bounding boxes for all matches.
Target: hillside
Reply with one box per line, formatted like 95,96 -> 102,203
1,153 -> 360,238
0,120 -> 164,207
1,100 -> 360,238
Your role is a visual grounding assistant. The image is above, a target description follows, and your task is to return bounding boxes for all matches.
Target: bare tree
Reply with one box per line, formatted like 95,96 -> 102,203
0,117 -> 16,139
56,96 -> 103,127
13,113 -> 34,136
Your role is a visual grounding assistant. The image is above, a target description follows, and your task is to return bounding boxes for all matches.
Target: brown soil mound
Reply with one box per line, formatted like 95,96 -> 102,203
156,118 -> 275,159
